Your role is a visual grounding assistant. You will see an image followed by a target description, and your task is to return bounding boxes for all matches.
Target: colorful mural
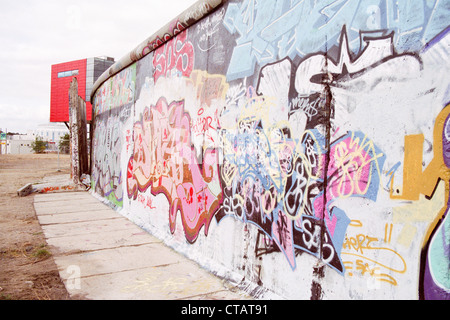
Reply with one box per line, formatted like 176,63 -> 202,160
91,0 -> 450,299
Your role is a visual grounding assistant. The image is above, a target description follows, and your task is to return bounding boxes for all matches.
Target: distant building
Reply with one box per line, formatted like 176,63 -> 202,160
36,123 -> 68,142
50,56 -> 115,123
3,131 -> 35,154
0,124 -> 71,154
6,139 -> 34,155
35,123 -> 70,152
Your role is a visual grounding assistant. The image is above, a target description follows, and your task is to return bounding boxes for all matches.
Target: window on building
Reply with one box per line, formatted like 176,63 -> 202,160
57,70 -> 79,78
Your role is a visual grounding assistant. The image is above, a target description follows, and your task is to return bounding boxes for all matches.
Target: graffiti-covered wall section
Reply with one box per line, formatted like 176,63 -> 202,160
91,0 -> 450,300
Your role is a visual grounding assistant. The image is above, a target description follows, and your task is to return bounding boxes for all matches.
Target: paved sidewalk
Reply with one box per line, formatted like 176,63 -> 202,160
33,191 -> 253,300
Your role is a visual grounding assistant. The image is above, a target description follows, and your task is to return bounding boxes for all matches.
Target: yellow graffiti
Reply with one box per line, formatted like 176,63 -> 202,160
393,180 -> 445,247
390,104 -> 450,246
190,70 -> 229,107
342,220 -> 407,286
344,259 -> 398,286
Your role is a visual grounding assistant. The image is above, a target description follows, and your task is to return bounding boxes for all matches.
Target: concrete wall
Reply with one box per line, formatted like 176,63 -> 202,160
90,0 -> 450,299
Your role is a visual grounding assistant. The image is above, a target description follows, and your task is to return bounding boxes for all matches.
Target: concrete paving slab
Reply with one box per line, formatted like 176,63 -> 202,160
45,227 -> 160,254
33,192 -> 93,202
34,198 -> 102,208
34,202 -> 109,214
33,191 -> 253,300
36,209 -> 121,225
40,217 -> 138,238
65,261 -> 243,300
54,243 -> 183,278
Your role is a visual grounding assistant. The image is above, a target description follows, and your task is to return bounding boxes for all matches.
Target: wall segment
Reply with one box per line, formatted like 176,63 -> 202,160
90,0 -> 450,299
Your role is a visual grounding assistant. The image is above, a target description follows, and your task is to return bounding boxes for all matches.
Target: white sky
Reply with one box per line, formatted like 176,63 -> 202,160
0,0 -> 198,133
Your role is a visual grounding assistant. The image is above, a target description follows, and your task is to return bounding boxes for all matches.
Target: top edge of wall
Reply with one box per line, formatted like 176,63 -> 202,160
90,0 -> 226,103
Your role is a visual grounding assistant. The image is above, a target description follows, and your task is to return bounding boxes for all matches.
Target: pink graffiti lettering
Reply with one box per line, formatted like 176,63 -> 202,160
127,97 -> 222,243
152,30 -> 194,82
314,133 -> 384,236
137,193 -> 156,210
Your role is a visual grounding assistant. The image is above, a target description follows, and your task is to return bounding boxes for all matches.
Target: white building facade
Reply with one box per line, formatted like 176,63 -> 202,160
35,123 -> 70,152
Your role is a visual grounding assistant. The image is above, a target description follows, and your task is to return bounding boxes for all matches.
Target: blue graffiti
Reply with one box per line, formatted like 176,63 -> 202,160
223,0 -> 450,81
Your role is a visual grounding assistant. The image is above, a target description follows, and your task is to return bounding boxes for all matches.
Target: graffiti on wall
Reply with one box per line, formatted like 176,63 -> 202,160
152,30 -> 195,82
142,20 -> 187,57
222,0 -> 449,81
92,104 -> 133,207
94,65 -> 136,116
91,0 -> 450,299
423,107 -> 450,300
91,64 -> 136,207
387,104 -> 450,298
126,96 -> 222,243
213,42 -> 388,272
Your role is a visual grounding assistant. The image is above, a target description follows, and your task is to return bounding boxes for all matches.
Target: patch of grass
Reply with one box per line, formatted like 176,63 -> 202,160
32,245 -> 51,259
0,243 -> 52,261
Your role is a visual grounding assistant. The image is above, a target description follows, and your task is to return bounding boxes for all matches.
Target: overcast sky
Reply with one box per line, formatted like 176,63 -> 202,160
0,0 -> 198,133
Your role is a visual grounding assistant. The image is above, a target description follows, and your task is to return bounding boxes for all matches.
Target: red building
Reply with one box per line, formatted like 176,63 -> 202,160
50,57 -> 115,123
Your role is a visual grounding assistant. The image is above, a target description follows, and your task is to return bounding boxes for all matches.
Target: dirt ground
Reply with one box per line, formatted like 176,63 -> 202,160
0,153 -> 76,300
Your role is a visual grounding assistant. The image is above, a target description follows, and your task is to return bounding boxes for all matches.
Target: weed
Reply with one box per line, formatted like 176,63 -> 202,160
32,244 -> 51,260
